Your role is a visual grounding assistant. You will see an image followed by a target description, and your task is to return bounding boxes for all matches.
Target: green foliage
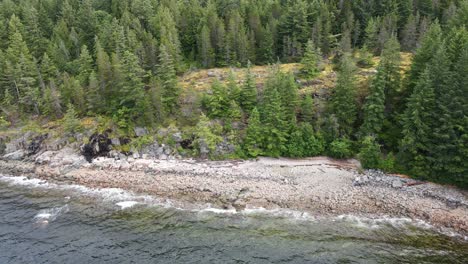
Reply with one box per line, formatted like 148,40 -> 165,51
301,40 -> 321,79
203,80 -> 230,119
330,55 -> 357,137
63,104 -> 82,134
328,138 -> 353,159
194,114 -> 223,156
356,45 -> 374,68
0,116 -> 10,130
239,61 -> 257,114
300,94 -> 315,124
359,136 -> 382,169
130,135 -> 154,151
242,108 -> 263,158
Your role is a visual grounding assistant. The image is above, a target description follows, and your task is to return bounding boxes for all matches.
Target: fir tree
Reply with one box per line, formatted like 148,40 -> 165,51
158,44 -> 180,114
243,107 -> 263,157
239,61 -> 257,114
330,55 -> 357,137
261,85 -> 287,157
301,94 -> 315,124
301,40 -> 321,79
400,68 -> 435,177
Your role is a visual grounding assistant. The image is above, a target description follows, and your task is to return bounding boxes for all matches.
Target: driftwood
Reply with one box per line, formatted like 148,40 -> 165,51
405,181 -> 426,187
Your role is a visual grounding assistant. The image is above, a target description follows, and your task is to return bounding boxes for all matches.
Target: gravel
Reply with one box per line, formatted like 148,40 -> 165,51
1,149 -> 467,236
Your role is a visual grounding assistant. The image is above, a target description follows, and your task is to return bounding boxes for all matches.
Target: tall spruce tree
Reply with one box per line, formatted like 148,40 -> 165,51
330,55 -> 357,137
301,40 -> 321,79
239,62 -> 257,114
158,44 -> 180,114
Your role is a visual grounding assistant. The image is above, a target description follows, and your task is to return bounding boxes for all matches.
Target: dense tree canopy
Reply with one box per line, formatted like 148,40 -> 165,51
0,0 -> 467,188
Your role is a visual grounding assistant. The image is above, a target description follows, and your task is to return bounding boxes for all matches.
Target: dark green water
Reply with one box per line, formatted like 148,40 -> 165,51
0,175 -> 467,264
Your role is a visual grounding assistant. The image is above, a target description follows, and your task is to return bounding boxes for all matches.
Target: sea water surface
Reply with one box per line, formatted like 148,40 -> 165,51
0,174 -> 467,264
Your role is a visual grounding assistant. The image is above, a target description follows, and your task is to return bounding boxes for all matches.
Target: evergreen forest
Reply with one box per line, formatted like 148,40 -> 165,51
0,0 -> 467,188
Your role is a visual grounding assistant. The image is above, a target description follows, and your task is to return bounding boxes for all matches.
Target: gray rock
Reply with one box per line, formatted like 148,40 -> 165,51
131,148 -> 141,159
172,132 -> 183,143
159,154 -> 168,160
108,150 -> 121,159
156,147 -> 164,156
392,180 -> 403,188
140,142 -> 160,158
207,71 -> 216,77
111,138 -> 121,146
353,176 -> 369,186
199,139 -> 210,158
134,127 -> 148,137
3,150 -> 26,160
164,146 -> 172,155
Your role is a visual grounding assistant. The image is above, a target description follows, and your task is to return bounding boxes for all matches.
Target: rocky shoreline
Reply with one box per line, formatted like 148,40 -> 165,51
0,146 -> 467,237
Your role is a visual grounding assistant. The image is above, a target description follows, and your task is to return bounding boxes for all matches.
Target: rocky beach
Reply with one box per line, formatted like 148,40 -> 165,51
1,143 -> 467,238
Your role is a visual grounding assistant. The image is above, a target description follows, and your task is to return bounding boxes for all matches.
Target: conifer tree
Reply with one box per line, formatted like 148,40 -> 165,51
40,53 -> 59,86
400,68 -> 434,177
360,64 -> 386,137
152,7 -> 182,69
330,55 -> 357,137
301,94 -> 315,124
199,24 -> 214,68
204,80 -> 230,119
77,45 -> 93,86
226,70 -> 241,103
239,62 -> 257,114
243,107 -> 263,158
119,50 -> 147,121
301,40 -> 321,79
261,84 -> 287,157
158,44 -> 180,114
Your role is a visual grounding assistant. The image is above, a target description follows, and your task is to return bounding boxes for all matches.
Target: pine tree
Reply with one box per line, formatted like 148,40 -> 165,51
243,107 -> 263,157
158,44 -> 180,114
400,68 -> 435,177
199,24 -> 214,68
401,14 -> 418,52
77,45 -> 93,86
301,94 -> 315,124
40,53 -> 59,86
226,70 -> 241,103
359,136 -> 383,169
364,17 -> 381,54
261,84 -> 287,157
204,80 -> 230,119
330,55 -> 357,137
63,103 -> 82,134
301,40 -> 321,79
239,61 -> 257,114
119,50 -> 147,122
360,65 -> 386,137
95,40 -> 112,113
275,71 -> 299,124
152,6 -> 182,69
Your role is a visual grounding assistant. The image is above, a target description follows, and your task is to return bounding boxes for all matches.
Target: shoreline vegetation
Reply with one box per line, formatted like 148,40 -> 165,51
0,146 -> 467,237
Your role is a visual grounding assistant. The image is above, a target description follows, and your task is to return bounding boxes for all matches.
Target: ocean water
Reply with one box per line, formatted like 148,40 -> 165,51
0,174 -> 467,264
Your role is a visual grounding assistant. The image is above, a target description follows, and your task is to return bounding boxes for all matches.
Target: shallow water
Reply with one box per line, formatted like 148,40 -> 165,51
0,175 -> 467,264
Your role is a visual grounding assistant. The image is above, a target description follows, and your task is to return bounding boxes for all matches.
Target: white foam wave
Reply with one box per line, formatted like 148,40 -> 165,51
197,207 -> 237,214
116,201 -> 139,209
335,214 -> 432,230
0,174 -> 163,208
34,205 -> 69,225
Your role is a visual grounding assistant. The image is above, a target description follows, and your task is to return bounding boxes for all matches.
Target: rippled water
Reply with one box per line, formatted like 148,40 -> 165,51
0,175 -> 467,264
